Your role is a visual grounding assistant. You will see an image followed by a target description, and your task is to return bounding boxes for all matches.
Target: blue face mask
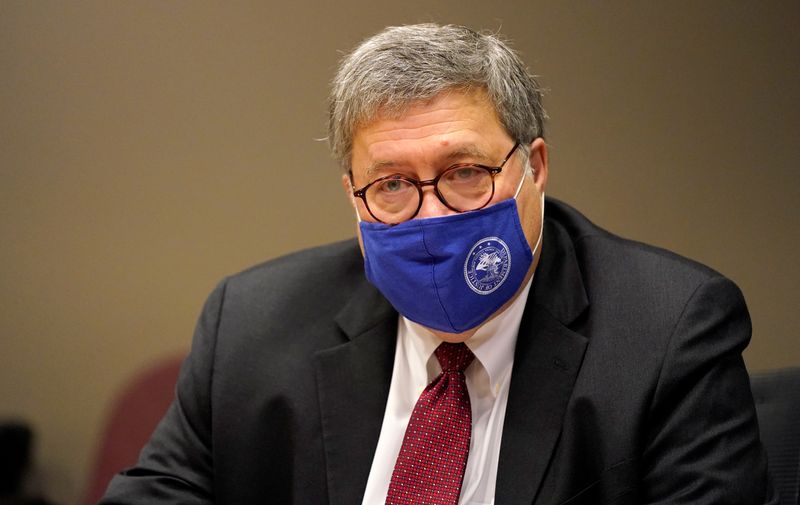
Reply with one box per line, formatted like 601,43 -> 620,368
359,195 -> 541,334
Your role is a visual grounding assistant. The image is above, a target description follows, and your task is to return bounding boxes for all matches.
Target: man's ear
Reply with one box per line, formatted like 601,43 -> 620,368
528,138 -> 549,193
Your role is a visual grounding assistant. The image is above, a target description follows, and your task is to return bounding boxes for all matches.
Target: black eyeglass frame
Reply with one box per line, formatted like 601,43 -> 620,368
350,142 -> 521,224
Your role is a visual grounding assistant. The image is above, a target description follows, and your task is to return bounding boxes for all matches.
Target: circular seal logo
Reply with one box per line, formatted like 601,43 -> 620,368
464,236 -> 512,295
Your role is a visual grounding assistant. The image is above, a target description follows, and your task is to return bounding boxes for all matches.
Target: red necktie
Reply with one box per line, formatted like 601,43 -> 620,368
386,342 -> 475,505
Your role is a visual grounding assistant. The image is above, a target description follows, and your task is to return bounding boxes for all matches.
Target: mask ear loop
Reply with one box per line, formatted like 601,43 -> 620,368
512,151 -> 545,255
532,190 -> 545,255
512,146 -> 534,199
513,165 -> 528,199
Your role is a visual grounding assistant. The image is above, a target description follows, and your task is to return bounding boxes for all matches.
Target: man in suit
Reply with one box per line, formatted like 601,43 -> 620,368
100,24 -> 776,504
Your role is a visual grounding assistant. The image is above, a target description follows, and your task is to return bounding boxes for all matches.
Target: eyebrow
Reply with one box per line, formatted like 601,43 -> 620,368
364,145 -> 493,178
444,145 -> 492,163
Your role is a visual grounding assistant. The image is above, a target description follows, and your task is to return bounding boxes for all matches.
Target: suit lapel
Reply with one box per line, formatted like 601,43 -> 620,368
315,279 -> 397,505
496,218 -> 590,505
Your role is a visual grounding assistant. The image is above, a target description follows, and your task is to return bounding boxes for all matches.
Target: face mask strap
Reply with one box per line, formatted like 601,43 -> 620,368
513,172 -> 526,199
513,150 -> 535,199
511,148 -> 544,254
532,191 -> 545,254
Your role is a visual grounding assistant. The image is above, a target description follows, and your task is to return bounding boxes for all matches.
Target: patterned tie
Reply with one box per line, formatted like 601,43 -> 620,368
386,342 -> 475,505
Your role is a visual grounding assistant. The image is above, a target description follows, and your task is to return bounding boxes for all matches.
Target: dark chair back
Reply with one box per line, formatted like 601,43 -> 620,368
751,367 -> 800,505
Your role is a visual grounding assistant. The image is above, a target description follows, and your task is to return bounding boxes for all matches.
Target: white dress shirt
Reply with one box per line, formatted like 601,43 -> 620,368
361,279 -> 532,505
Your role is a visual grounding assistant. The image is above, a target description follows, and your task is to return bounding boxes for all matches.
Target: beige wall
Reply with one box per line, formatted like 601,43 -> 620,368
1,2 -> 798,503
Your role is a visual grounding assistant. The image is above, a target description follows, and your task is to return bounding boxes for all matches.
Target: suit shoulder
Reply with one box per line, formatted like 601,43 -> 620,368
232,238 -> 361,281
219,238 -> 364,303
545,198 -> 744,331
546,197 -> 722,283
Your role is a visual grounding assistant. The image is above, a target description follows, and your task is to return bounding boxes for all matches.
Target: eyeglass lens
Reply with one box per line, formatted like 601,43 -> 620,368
365,166 -> 495,224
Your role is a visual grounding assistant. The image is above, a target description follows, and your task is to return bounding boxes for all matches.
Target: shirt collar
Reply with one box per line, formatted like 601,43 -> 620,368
400,277 -> 532,397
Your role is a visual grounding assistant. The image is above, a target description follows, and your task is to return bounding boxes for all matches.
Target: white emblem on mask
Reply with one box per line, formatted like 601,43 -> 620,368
464,237 -> 511,295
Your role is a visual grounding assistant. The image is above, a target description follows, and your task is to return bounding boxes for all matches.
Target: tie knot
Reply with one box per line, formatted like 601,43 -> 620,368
435,342 -> 475,373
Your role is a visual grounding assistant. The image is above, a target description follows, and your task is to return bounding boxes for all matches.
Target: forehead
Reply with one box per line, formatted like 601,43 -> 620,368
350,89 -> 509,174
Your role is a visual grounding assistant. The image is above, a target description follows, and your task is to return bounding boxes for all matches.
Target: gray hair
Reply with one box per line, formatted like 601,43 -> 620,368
327,23 -> 547,170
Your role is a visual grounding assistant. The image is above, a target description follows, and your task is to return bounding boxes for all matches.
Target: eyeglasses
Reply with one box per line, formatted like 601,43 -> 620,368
351,142 -> 520,224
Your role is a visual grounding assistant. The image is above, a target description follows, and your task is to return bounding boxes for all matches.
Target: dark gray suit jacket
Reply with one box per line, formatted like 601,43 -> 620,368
100,199 -> 776,504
